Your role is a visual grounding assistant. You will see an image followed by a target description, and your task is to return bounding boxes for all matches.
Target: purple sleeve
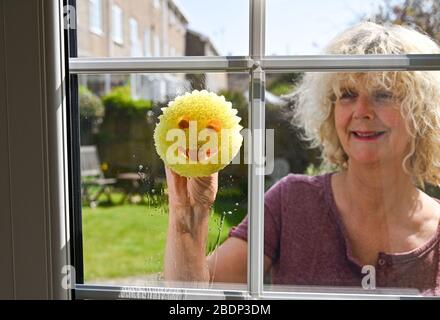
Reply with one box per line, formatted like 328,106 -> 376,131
228,177 -> 285,262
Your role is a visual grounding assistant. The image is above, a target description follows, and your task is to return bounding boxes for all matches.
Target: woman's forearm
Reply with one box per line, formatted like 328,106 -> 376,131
164,205 -> 211,284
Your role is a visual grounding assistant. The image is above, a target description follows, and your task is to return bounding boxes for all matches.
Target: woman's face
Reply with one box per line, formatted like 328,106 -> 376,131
334,82 -> 412,167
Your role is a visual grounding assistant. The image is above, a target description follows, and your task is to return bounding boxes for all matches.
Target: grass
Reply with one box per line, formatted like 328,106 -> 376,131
82,189 -> 246,282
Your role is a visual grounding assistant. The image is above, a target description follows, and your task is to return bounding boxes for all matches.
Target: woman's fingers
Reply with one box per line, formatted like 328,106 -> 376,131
165,166 -> 189,205
188,172 -> 218,206
165,166 -> 186,189
165,166 -> 218,207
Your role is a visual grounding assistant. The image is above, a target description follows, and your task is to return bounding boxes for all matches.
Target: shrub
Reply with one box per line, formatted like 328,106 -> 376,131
268,82 -> 294,96
102,86 -> 153,117
79,86 -> 105,118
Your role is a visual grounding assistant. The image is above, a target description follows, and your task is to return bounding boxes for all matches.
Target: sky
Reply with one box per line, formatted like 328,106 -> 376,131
175,0 -> 393,56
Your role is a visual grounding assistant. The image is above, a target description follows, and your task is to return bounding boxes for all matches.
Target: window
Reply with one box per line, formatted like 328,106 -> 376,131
153,0 -> 160,10
169,9 -> 176,26
112,4 -> 123,45
75,71 -> 249,293
68,0 -> 440,300
144,30 -> 151,57
153,32 -> 161,57
265,0 -> 407,55
76,0 -> 248,57
262,70 -> 440,297
163,40 -> 169,57
89,0 -> 103,35
129,18 -> 140,56
170,46 -> 176,57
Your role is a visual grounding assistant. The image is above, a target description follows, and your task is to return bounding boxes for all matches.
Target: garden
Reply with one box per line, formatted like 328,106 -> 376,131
81,184 -> 247,283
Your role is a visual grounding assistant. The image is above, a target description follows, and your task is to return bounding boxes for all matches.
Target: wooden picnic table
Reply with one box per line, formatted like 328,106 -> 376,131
116,172 -> 165,204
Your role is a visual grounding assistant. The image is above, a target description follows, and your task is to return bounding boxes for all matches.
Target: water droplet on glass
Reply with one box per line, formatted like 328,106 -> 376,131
227,211 -> 232,215
139,165 -> 144,171
235,202 -> 239,206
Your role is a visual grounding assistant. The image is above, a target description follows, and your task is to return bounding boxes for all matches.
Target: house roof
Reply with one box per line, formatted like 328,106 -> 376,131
169,0 -> 189,25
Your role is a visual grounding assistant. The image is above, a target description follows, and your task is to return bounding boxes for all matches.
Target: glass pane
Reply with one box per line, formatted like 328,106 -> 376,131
261,71 -> 440,297
266,0 -> 440,55
78,72 -> 249,290
76,0 -> 249,58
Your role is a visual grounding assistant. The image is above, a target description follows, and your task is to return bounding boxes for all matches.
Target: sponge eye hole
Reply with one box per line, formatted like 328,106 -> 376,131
178,116 -> 190,129
206,119 -> 222,132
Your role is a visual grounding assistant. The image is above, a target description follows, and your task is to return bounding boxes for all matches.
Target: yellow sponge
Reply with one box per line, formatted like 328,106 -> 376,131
153,90 -> 243,177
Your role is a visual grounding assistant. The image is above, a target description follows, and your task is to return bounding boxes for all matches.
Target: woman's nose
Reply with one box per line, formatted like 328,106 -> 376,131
353,95 -> 374,119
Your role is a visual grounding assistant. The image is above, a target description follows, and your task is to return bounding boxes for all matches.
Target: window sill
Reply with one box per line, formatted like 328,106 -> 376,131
112,39 -> 124,46
90,27 -> 104,37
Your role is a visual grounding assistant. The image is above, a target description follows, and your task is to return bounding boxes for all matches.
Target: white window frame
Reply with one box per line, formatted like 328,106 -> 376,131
68,0 -> 440,300
89,0 -> 103,35
111,4 -> 123,45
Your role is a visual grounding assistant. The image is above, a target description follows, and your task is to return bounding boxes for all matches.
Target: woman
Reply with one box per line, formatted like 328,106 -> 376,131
163,22 -> 440,296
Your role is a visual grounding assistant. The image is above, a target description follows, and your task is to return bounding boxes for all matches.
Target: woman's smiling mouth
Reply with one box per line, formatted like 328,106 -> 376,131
351,130 -> 386,141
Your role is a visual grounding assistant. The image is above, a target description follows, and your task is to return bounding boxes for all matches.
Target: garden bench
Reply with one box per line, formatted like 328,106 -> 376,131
80,145 -> 116,206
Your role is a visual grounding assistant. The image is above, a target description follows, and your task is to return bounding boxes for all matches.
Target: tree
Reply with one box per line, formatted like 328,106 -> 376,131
374,0 -> 440,42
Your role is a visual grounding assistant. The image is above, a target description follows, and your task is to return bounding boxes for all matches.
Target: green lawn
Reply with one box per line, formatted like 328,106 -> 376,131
82,191 -> 246,282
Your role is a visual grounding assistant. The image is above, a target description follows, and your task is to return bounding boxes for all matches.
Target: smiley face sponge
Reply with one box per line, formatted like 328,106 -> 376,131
153,90 -> 243,177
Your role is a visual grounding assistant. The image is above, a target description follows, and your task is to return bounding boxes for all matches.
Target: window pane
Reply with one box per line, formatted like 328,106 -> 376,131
76,0 -> 249,58
266,0 -> 440,55
78,72 -> 249,289
261,71 -> 440,297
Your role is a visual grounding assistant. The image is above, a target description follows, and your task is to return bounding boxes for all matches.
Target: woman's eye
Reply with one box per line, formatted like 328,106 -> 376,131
373,91 -> 394,102
339,90 -> 357,100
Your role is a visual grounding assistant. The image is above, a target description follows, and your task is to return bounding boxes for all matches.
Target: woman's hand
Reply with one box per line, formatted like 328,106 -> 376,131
165,166 -> 218,210
164,167 -> 217,282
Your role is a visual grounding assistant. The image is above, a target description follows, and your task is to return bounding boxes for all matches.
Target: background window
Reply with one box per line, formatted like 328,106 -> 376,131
129,18 -> 141,56
112,5 -> 124,45
153,33 -> 161,56
143,30 -> 151,57
89,0 -> 103,35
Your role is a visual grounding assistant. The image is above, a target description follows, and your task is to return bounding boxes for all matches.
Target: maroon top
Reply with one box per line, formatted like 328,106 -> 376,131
229,173 -> 440,296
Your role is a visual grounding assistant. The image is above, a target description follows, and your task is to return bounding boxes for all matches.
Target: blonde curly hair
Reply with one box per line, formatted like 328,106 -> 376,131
292,22 -> 440,187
